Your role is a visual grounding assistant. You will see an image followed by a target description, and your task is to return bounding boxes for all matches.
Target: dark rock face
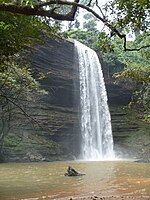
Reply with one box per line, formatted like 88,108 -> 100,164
29,38 -> 81,160
31,38 -> 80,108
2,38 -> 81,162
111,106 -> 150,162
106,83 -> 132,106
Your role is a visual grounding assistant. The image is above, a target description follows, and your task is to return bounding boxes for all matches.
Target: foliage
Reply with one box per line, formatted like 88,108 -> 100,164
64,13 -> 100,50
115,65 -> 150,84
0,60 -> 47,152
0,61 -> 44,96
110,34 -> 150,116
65,28 -> 99,49
0,11 -> 61,63
0,13 -> 37,60
0,10 -> 53,152
105,0 -> 150,32
0,0 -> 149,50
97,32 -> 115,53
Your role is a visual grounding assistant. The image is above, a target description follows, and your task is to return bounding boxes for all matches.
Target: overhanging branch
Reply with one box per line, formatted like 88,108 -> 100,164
125,45 -> 150,51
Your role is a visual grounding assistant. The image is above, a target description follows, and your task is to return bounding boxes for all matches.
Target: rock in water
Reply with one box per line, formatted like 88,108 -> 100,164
64,166 -> 85,176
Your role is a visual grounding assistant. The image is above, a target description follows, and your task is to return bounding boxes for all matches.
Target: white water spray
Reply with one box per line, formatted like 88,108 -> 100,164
75,41 -> 114,160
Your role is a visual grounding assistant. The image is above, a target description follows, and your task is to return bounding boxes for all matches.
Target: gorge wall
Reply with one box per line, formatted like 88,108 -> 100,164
1,37 -> 150,162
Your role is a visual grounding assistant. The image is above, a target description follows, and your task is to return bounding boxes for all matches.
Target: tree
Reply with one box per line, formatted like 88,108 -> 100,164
105,0 -> 150,32
108,34 -> 150,121
109,32 -> 150,82
0,0 -> 149,51
0,60 -> 47,153
64,13 -> 100,49
0,10 -> 51,154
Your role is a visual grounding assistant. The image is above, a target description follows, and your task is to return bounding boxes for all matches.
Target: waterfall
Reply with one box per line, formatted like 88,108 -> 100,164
75,41 -> 114,160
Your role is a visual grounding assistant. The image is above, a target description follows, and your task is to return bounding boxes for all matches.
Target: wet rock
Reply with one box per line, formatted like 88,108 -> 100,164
64,166 -> 85,176
92,196 -> 98,200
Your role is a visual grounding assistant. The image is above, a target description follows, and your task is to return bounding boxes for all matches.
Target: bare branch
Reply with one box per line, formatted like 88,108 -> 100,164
86,0 -> 92,6
125,45 -> 150,51
0,3 -> 72,20
95,0 -> 105,19
0,92 -> 42,129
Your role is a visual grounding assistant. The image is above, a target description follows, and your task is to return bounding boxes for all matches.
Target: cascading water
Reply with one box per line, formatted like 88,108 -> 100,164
75,40 -> 114,160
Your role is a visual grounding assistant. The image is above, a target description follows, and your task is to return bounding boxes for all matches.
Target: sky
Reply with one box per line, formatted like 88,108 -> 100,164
62,0 -> 109,31
79,0 -> 109,31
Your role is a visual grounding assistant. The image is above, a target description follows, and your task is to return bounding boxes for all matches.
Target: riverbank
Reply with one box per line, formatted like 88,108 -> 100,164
60,194 -> 150,200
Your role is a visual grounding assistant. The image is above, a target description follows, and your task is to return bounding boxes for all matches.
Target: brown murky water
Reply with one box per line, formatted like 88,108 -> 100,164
0,161 -> 149,200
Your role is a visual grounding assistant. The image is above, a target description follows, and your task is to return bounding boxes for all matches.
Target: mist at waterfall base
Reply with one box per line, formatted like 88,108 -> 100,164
75,41 -> 115,161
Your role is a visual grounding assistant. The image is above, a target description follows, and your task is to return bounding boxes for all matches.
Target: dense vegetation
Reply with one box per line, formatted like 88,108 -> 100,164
0,10 -> 60,153
0,0 -> 149,155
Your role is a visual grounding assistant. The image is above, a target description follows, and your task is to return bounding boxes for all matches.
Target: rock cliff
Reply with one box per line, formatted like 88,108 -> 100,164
1,37 -> 150,162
